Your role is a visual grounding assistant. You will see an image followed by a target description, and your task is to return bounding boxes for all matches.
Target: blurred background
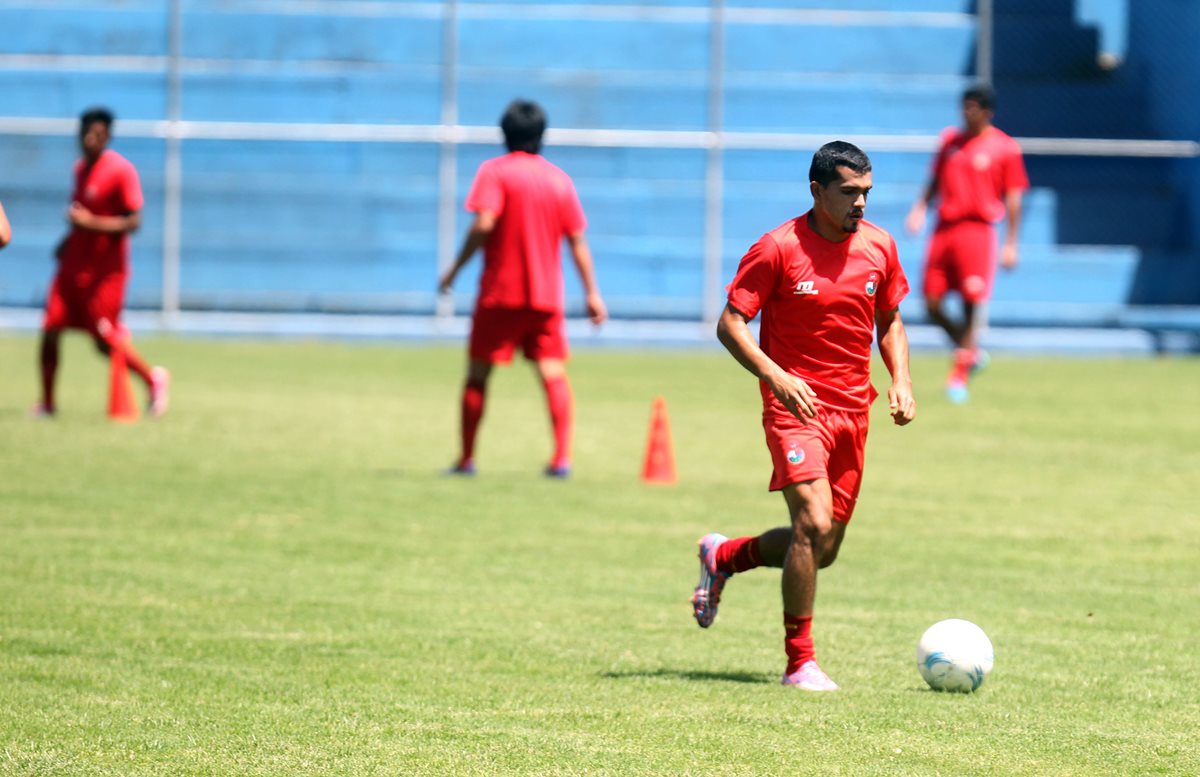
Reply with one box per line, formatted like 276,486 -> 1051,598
0,0 -> 1196,350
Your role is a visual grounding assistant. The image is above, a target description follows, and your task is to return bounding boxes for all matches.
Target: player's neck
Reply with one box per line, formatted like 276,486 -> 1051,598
805,211 -> 851,243
964,123 -> 992,139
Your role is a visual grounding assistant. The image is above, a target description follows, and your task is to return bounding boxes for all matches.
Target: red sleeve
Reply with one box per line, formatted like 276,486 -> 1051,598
1003,143 -> 1030,194
726,233 -> 781,321
876,234 -> 909,312
120,162 -> 144,213
559,176 -> 586,235
464,161 -> 503,215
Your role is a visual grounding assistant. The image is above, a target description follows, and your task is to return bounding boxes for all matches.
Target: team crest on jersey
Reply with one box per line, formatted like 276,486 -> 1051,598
865,272 -> 878,296
786,444 -> 805,465
973,153 -> 992,172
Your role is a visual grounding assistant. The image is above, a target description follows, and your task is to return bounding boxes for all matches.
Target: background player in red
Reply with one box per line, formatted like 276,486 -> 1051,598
0,200 -> 11,249
438,99 -> 607,477
691,141 -> 916,691
36,107 -> 170,417
906,83 -> 1029,403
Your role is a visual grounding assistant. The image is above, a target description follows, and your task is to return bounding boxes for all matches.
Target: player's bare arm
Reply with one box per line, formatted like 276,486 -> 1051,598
1001,189 -> 1023,270
905,180 -> 938,235
566,232 -> 607,325
875,306 -> 916,426
67,203 -> 140,235
717,303 -> 819,421
439,211 -> 496,292
0,201 -> 11,249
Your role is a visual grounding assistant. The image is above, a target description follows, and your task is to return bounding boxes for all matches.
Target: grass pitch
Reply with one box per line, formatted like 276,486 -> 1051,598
0,333 -> 1197,776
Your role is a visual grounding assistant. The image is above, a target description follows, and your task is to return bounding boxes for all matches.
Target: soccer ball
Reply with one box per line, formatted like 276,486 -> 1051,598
916,618 -> 994,693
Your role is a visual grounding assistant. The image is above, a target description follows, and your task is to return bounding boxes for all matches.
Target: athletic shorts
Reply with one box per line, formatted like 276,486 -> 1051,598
468,306 -> 567,364
923,220 -> 997,304
42,271 -> 126,336
762,407 -> 870,524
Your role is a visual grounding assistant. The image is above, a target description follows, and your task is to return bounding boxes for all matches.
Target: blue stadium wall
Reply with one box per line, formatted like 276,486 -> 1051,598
0,0 -> 1195,323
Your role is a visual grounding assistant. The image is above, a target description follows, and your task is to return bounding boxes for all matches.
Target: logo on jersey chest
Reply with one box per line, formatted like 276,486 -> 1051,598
793,280 -> 819,296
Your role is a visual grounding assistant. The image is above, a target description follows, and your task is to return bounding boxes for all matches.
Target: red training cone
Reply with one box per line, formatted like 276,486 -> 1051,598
641,396 -> 676,485
107,326 -> 140,422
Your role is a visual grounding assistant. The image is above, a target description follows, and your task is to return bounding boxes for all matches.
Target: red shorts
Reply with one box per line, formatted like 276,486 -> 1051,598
468,306 -> 567,364
42,272 -> 126,336
923,220 -> 997,304
762,407 -> 870,524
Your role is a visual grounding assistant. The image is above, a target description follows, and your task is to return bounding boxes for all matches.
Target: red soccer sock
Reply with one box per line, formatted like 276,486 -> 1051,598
120,342 -> 154,385
714,535 -> 764,575
459,379 -> 486,466
783,613 -> 815,674
949,347 -> 973,383
541,374 -> 573,468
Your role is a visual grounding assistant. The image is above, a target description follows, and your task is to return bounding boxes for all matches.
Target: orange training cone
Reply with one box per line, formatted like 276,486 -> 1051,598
107,326 -> 140,422
641,396 -> 677,485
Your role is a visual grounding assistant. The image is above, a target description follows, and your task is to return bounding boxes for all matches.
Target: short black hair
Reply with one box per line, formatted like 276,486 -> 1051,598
809,141 -> 872,187
501,99 -> 546,154
962,83 -> 995,110
79,106 -> 115,133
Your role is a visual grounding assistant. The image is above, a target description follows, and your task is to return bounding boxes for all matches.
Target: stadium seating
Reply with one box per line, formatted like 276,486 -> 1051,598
0,0 -> 1194,343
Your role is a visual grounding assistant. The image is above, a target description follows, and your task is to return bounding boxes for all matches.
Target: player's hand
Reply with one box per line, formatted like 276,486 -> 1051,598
768,371 -> 820,422
67,201 -> 95,229
437,270 -> 455,295
586,292 -> 607,326
888,380 -> 916,426
905,204 -> 926,236
1001,243 -> 1019,271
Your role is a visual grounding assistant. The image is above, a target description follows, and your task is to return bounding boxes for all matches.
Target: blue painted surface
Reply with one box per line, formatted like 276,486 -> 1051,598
0,0 -> 1194,319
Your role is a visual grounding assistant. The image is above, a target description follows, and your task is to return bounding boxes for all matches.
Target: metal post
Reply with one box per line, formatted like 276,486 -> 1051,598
701,0 -> 726,325
975,0 -> 993,85
161,0 -> 183,327
435,0 -> 460,321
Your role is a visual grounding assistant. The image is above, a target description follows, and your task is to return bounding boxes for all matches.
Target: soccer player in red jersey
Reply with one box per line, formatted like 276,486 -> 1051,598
36,107 -> 170,417
691,141 -> 916,691
906,84 -> 1029,403
438,100 -> 607,477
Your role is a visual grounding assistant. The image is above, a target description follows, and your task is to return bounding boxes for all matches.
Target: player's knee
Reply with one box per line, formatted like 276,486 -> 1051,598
925,296 -> 943,316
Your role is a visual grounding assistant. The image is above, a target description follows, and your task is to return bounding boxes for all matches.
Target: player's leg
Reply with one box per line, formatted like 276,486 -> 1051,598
452,307 -> 517,474
945,222 -> 996,403
453,358 -> 493,474
525,311 -> 572,477
923,227 -> 965,347
779,478 -> 842,691
36,329 -> 62,415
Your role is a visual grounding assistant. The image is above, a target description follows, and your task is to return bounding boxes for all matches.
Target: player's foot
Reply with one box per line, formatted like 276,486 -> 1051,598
945,378 -> 969,405
544,463 -> 571,479
691,532 -> 729,628
781,660 -> 839,692
444,461 -> 477,476
148,366 -> 171,417
30,403 -> 55,418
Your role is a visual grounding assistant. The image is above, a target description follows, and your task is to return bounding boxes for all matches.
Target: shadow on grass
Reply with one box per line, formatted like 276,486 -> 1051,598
600,668 -> 773,685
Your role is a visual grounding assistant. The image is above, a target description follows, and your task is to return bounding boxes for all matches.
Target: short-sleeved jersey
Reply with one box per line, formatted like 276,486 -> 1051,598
727,213 -> 909,414
931,126 -> 1029,225
60,149 -> 143,280
465,151 -> 587,313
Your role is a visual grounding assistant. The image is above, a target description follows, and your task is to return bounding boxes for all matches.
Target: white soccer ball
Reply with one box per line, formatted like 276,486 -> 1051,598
916,618 -> 994,693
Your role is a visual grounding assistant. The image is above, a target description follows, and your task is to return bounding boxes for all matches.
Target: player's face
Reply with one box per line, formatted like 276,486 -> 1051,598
811,166 -> 872,235
79,122 -> 110,161
962,99 -> 993,134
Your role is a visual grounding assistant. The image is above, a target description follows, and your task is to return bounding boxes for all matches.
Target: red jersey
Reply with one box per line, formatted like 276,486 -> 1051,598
60,149 -> 143,281
931,126 -> 1028,225
465,151 -> 586,313
727,213 -> 909,413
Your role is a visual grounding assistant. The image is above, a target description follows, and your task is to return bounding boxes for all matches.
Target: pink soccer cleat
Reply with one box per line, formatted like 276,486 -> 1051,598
781,660 -> 839,692
149,366 -> 171,417
690,532 -> 729,628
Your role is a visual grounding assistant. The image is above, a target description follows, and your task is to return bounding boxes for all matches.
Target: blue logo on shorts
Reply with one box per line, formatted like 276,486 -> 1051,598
787,446 -> 805,465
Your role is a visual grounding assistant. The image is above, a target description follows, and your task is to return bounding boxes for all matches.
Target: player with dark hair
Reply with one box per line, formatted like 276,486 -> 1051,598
691,141 -> 916,691
35,107 -> 170,417
439,99 -> 607,477
906,83 -> 1029,403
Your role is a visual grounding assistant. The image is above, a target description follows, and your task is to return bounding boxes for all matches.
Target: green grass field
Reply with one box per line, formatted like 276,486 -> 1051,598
1,333 -> 1197,776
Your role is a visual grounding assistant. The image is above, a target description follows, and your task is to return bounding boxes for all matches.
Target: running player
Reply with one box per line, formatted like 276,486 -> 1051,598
438,99 -> 607,477
906,83 -> 1029,403
692,141 -> 916,691
36,107 -> 169,417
